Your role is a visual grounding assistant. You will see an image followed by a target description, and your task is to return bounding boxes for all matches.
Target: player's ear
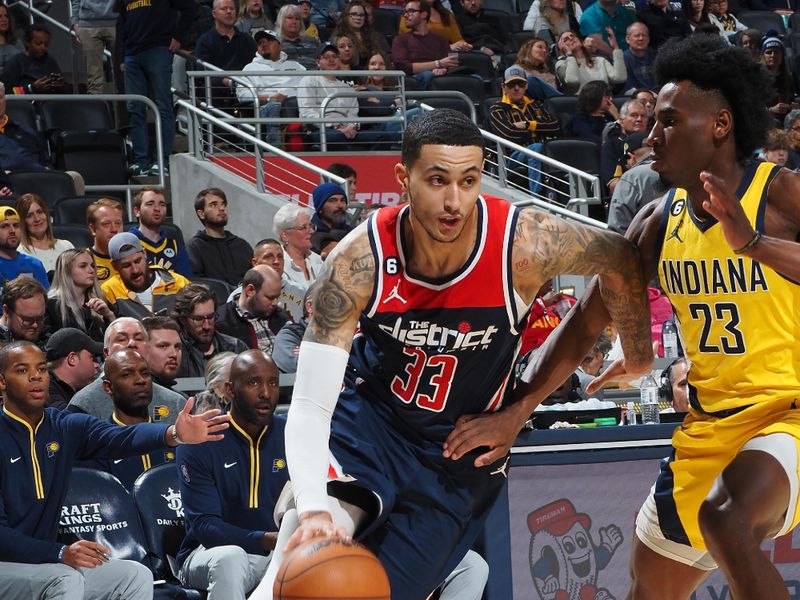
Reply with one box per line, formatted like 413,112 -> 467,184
394,162 -> 409,192
713,108 -> 733,141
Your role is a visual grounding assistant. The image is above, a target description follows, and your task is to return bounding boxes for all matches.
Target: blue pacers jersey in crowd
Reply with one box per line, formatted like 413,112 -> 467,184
346,195 -> 527,448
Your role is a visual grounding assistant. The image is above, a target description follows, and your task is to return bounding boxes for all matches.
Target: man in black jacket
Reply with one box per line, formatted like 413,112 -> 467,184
186,187 -> 254,286
215,265 -> 291,354
172,283 -> 248,378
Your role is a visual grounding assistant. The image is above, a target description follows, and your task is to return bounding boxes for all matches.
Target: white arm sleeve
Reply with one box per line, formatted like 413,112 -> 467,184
285,340 -> 351,516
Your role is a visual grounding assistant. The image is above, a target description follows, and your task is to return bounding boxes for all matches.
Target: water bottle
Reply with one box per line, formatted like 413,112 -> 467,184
626,401 -> 637,425
662,319 -> 679,359
640,374 -> 660,424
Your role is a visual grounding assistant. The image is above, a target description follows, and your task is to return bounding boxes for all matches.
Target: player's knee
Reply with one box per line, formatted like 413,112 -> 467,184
121,560 -> 154,593
209,545 -> 250,574
698,496 -> 739,547
52,563 -> 84,591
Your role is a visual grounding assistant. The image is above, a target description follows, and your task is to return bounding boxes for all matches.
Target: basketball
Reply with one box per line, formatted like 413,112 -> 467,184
274,539 -> 391,599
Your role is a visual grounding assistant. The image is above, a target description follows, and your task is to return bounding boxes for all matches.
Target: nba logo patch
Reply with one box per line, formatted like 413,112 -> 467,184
273,458 -> 286,472
46,441 -> 60,458
153,405 -> 170,421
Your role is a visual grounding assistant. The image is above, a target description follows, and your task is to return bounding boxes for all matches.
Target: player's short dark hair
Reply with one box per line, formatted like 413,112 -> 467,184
654,34 -> 773,162
0,340 -> 40,372
401,109 -> 484,168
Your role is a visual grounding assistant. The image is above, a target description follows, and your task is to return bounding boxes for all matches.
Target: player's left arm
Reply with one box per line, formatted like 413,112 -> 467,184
443,207 -> 652,465
702,169 -> 800,280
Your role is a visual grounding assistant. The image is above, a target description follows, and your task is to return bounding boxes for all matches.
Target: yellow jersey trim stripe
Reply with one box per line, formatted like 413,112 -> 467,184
4,407 -> 45,499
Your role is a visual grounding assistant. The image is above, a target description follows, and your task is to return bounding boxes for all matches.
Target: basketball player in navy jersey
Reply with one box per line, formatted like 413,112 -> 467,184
507,35 -> 800,599
250,109 -> 654,599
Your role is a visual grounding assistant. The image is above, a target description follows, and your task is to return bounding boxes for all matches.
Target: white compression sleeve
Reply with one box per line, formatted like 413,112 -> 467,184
285,340 -> 350,516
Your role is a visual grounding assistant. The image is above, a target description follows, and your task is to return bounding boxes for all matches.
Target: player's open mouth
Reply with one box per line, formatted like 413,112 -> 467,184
439,216 -> 459,229
29,387 -> 45,399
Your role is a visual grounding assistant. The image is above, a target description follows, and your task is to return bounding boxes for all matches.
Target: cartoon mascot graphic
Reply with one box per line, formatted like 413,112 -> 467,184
528,498 -> 623,600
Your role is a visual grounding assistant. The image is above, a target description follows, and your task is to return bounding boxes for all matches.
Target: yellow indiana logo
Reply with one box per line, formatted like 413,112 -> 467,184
153,406 -> 170,421
46,441 -> 60,457
272,458 -> 286,472
165,451 -> 175,462
96,266 -> 110,280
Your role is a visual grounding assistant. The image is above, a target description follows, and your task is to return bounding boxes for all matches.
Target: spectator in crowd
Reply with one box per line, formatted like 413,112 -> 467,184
296,0 -> 320,40
236,0 -> 274,36
0,4 -> 21,80
761,127 -> 790,165
526,0 -> 581,43
0,207 -> 48,290
129,187 -> 193,278
600,98 -> 649,193
555,29 -> 626,95
118,0 -> 195,177
4,24 -> 66,94
357,51 -> 413,134
761,32 -> 795,122
637,0 -> 690,49
101,232 -> 190,319
67,316 -> 188,419
274,4 -> 318,66
70,0 -> 118,94
311,182 -> 353,239
454,0 -> 509,55
335,33 -> 358,73
46,249 -> 113,343
327,162 -> 358,201
272,284 -> 313,373
142,316 -> 184,391
332,0 -> 389,68
660,357 -> 689,413
176,350 -> 287,600
0,340 -> 230,600
578,0 -> 635,53
392,0 -> 459,89
734,28 -> 761,59
307,0 -> 343,28
633,87 -> 657,122
45,327 -> 102,410
216,265 -> 291,353
0,83 -> 51,174
187,188 -> 254,286
575,330 -> 611,400
237,28 -> 307,148
784,109 -> 800,170
196,0 -> 257,106
16,194 -> 74,274
173,283 -> 248,378
87,197 -> 124,284
0,276 -> 46,344
273,203 -> 323,288
299,42 -> 394,150
707,0 -> 745,39
515,37 -> 559,93
193,351 -> 237,413
683,0 -> 710,31
398,0 -> 471,51
623,22 -> 657,93
81,349 -> 179,488
606,158 -> 668,234
571,79 -> 618,144
489,66 -> 559,193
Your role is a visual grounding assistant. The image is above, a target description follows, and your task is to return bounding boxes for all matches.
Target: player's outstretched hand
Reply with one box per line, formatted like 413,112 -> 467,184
285,511 -> 352,553
586,358 -> 644,394
700,171 -> 757,253
172,397 -> 230,445
443,409 -> 523,467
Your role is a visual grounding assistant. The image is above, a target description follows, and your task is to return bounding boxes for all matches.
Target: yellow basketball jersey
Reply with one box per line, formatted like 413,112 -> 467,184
657,161 -> 800,414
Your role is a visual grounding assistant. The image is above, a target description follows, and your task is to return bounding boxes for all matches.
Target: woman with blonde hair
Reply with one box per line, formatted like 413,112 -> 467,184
45,248 -> 114,342
524,0 -> 581,40
236,0 -> 273,35
516,37 -> 557,88
16,193 -> 74,272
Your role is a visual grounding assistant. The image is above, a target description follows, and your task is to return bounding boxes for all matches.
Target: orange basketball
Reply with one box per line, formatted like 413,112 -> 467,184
274,539 -> 391,599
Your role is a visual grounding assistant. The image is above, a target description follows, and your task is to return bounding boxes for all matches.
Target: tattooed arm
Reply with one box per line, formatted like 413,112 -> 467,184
284,228 -> 375,549
443,206 -> 654,466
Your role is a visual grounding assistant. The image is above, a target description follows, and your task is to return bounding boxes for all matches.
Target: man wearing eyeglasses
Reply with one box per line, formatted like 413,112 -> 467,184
172,283 -> 248,378
488,66 -> 559,193
0,207 -> 48,292
0,275 -> 47,347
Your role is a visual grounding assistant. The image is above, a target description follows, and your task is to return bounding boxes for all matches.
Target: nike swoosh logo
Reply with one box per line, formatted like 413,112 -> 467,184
224,462 -> 237,469
10,457 -> 21,464
113,459 -> 124,464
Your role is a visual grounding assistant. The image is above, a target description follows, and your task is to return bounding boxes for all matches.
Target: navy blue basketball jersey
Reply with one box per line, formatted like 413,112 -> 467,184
347,195 -> 528,445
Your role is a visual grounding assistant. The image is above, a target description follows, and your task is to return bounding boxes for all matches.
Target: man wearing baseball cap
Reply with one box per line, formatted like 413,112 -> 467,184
0,206 -> 49,292
237,29 -> 306,147
45,327 -> 102,410
488,66 -> 559,193
101,232 -> 190,319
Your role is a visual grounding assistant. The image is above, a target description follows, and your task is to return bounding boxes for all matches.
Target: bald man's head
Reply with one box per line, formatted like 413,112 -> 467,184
103,349 -> 153,418
226,350 -> 279,429
239,265 -> 282,319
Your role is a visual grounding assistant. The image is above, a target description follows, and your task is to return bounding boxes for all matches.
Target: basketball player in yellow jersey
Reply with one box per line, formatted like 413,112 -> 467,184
444,34 -> 800,599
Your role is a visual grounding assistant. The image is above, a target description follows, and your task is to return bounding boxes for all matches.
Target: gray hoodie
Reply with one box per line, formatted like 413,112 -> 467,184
70,0 -> 118,27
